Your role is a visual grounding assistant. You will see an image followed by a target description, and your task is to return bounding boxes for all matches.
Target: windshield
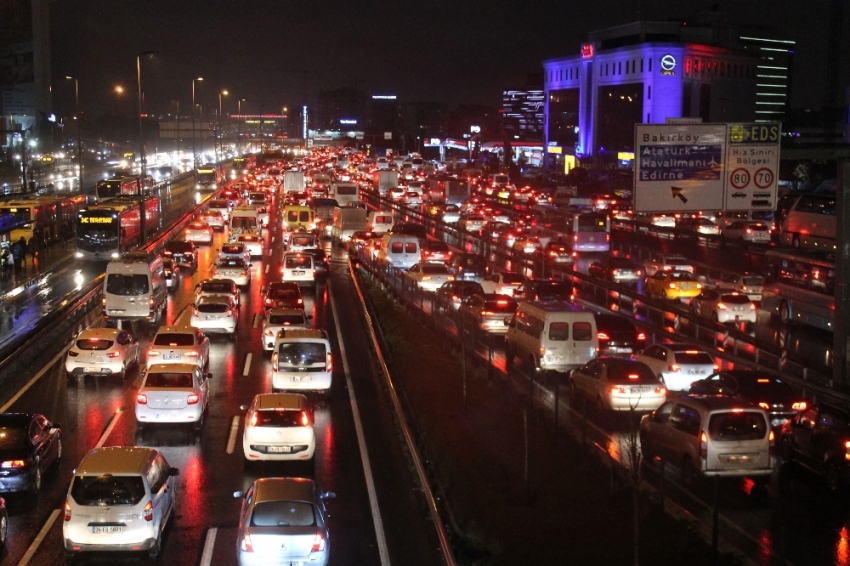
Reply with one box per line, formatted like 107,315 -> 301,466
421,265 -> 448,275
336,185 -> 357,195
146,372 -> 193,388
720,295 -> 751,304
285,256 -> 312,269
252,410 -> 306,427
76,339 -> 114,351
708,412 -> 767,441
576,214 -> 608,232
607,364 -> 658,384
251,501 -> 315,527
673,352 -> 714,365
232,217 -> 257,230
277,342 -> 327,369
217,259 -> 247,269
77,215 -> 119,251
71,475 -> 146,506
220,245 -> 245,255
197,302 -> 229,313
270,286 -> 300,299
742,276 -> 764,286
106,274 -> 149,296
268,313 -> 306,325
200,281 -> 233,294
0,428 -> 28,449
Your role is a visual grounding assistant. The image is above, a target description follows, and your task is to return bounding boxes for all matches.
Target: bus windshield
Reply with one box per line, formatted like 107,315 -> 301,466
76,215 -> 118,252
576,214 -> 608,232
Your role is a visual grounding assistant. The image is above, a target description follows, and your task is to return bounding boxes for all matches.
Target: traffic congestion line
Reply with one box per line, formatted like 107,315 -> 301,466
16,509 -> 61,566
242,353 -> 252,377
0,345 -> 70,412
226,415 -> 240,454
200,527 -> 218,566
327,280 -> 392,566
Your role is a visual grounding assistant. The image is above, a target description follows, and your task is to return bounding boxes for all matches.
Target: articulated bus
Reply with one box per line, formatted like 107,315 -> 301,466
195,166 -> 219,191
75,196 -> 160,260
761,248 -> 834,331
0,194 -> 87,246
563,211 -> 610,253
779,193 -> 836,251
95,176 -> 153,201
230,155 -> 256,178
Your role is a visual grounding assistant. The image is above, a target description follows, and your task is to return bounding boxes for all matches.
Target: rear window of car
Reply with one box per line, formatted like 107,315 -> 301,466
270,286 -> 300,299
720,294 -> 751,304
251,501 -> 315,527
284,256 -> 312,269
422,265 -> 448,275
484,298 -> 516,313
291,236 -> 315,247
277,342 -> 327,368
268,314 -> 306,325
146,372 -> 193,388
210,200 -> 228,208
425,242 -> 449,252
606,364 -> 658,383
669,272 -> 694,281
708,412 -> 767,441
666,257 -> 690,266
742,276 -> 764,286
201,282 -> 233,294
221,245 -> 244,255
405,242 -> 418,253
153,333 -> 195,347
673,352 -> 715,365
549,322 -> 569,341
76,338 -> 116,351
252,409 -> 306,428
502,274 -> 524,284
218,259 -> 247,268
197,302 -> 229,313
0,428 -> 28,449
71,475 -> 146,506
106,274 -> 149,296
300,211 -> 311,222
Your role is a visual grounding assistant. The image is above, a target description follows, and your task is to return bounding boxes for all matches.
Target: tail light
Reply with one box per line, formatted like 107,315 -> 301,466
265,298 -> 273,305
699,431 -> 708,459
758,402 -> 770,410
792,401 -> 807,411
311,532 -> 326,552
271,352 -> 278,369
143,502 -> 153,522
717,303 -> 727,310
264,329 -> 274,336
769,430 -> 775,456
668,364 -> 681,372
668,283 -> 676,289
713,364 -> 720,370
637,332 -> 646,341
102,297 -> 106,306
193,308 -> 200,316
610,386 -> 626,394
136,393 -> 147,404
226,308 -> 234,317
107,351 -> 121,358
187,393 -> 200,405
148,350 -> 160,357
750,303 -> 756,310
845,441 -> 850,461
249,411 -> 258,427
635,270 -> 642,276
64,500 -> 72,521
185,351 -> 199,358
655,387 -> 666,395
597,332 -> 610,340
300,411 -> 311,426
1,460 -> 25,468
326,352 -> 333,372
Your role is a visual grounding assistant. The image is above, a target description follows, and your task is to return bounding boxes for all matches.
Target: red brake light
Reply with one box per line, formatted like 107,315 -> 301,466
700,431 -> 708,459
64,500 -> 72,521
193,308 -> 200,317
792,401 -> 807,411
311,532 -> 326,552
597,332 -> 610,340
637,332 -> 646,341
241,533 -> 254,552
1,460 -> 25,468
668,364 -> 681,372
136,393 -> 147,404
758,402 -> 770,410
148,350 -> 160,357
300,411 -> 311,426
107,351 -> 121,358
187,393 -> 200,405
326,352 -> 333,372
717,303 -> 727,310
185,351 -> 199,358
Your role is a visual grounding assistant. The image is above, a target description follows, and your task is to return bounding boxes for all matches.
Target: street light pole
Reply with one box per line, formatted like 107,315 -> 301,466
238,98 -> 246,155
65,76 -> 83,194
218,90 -> 228,178
136,50 -> 154,245
191,77 -> 203,171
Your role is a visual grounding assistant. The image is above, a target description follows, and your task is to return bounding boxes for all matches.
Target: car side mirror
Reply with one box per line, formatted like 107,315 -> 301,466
205,373 -> 213,380
321,491 -> 336,500
506,318 -> 515,327
239,404 -> 249,411
306,315 -> 313,320
169,467 -> 180,477
233,490 -> 244,499
51,422 -> 61,429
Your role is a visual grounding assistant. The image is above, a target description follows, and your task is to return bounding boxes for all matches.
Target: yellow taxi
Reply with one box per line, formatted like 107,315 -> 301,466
645,270 -> 702,301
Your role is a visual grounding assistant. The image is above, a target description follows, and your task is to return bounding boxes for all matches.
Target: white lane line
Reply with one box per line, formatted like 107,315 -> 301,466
17,508 -> 61,566
96,409 -> 124,448
200,527 -> 218,566
265,264 -> 270,274
271,236 -> 276,243
328,281 -> 392,566
226,416 -> 241,454
1,345 -> 70,412
252,313 -> 259,328
242,353 -> 253,377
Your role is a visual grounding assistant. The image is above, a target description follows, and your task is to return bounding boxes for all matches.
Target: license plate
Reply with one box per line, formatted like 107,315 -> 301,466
293,271 -> 305,276
726,455 -> 751,463
108,309 -> 125,314
292,376 -> 312,382
611,347 -> 632,354
205,316 -> 220,320
85,367 -> 102,373
163,354 -> 181,360
688,369 -> 704,374
92,526 -> 125,534
268,446 -> 292,453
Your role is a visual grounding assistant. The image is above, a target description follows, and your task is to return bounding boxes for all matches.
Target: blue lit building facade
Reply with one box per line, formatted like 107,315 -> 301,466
543,21 -> 762,168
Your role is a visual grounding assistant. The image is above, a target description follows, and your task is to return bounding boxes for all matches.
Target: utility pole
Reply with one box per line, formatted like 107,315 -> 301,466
136,51 -> 154,245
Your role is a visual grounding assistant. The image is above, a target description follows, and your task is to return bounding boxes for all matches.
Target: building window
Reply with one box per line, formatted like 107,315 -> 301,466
648,85 -> 651,100
640,59 -> 644,73
648,58 -> 652,73
618,62 -> 622,74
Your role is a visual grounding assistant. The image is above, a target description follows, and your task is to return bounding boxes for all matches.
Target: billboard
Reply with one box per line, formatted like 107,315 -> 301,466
724,123 -> 781,211
634,124 -> 727,212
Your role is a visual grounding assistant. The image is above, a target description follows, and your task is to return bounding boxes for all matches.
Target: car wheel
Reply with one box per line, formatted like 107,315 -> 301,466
194,411 -> 205,431
0,512 -> 7,547
30,461 -> 41,492
148,533 -> 162,560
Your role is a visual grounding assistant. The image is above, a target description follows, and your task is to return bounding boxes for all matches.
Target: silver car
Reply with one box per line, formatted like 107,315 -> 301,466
65,328 -> 140,379
634,344 -> 718,392
233,478 -> 334,566
213,257 -> 251,288
262,309 -> 311,351
570,357 -> 667,412
190,295 -> 238,335
135,363 -> 211,429
146,326 -> 210,371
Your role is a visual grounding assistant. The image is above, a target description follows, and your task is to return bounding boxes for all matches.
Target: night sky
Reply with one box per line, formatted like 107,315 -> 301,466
49,0 -> 848,117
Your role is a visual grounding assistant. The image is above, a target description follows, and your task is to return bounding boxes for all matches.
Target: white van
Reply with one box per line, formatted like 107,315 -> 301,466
505,300 -> 598,373
281,252 -> 316,287
378,234 -> 421,269
63,446 -> 179,560
271,329 -> 332,396
229,205 -> 260,234
103,251 -> 167,326
368,211 -> 394,234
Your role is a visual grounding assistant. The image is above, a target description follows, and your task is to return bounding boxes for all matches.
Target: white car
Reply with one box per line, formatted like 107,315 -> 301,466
689,290 -> 757,325
480,272 -> 525,296
642,253 -> 694,277
196,278 -> 241,307
242,393 -> 315,462
634,343 -> 718,391
404,263 -> 455,292
218,243 -> 251,265
715,272 -> 764,302
649,214 -> 676,228
271,329 -> 332,395
281,253 -> 317,287
146,325 -> 210,371
201,210 -> 226,231
65,328 -> 140,379
162,258 -> 179,291
512,236 -> 542,255
135,363 -> 211,429
190,295 -> 238,334
234,231 -> 263,258
212,257 -> 251,288
183,221 -> 213,245
570,358 -> 667,412
262,309 -> 311,351
441,205 -> 461,224
721,221 -> 771,244
402,192 -> 422,207
459,215 -> 487,232
388,187 -> 405,200
207,198 -> 231,221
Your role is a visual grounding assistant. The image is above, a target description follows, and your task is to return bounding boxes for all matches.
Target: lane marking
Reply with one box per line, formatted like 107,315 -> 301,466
226,416 -> 241,454
96,409 -> 123,448
271,236 -> 275,243
242,353 -> 252,377
1,345 -> 71,412
264,264 -> 270,274
252,314 -> 259,328
17,509 -> 61,566
200,527 -> 218,566
328,281 -> 392,566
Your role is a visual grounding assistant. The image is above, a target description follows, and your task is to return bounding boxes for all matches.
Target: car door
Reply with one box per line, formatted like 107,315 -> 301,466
147,456 -> 170,533
643,401 -> 674,457
28,417 -> 50,473
196,368 -> 210,410
787,409 -> 818,465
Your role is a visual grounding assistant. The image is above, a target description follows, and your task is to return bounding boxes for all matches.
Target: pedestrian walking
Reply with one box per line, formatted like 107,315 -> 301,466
11,241 -> 22,274
4,247 -> 13,280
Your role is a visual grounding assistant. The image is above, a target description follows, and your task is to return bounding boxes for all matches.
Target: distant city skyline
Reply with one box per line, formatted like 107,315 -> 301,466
47,0 -> 848,119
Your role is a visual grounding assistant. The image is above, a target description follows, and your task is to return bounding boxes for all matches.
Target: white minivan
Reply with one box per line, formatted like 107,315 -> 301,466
229,205 -> 260,234
272,329 -> 332,397
505,300 -> 598,373
368,211 -> 394,234
103,251 -> 167,326
377,234 -> 421,269
63,446 -> 179,560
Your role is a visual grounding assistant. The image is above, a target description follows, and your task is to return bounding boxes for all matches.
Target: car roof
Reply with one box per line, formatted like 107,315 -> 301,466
147,363 -> 197,374
77,446 -> 158,475
196,294 -> 234,304
254,393 -> 307,411
77,328 -> 121,339
673,394 -> 763,412
155,325 -> 196,335
253,477 -> 315,503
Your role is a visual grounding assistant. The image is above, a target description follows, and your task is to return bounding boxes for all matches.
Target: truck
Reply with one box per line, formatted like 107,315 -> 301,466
331,182 -> 359,207
331,206 -> 369,243
445,179 -> 471,205
283,170 -> 305,194
311,198 -> 339,236
373,170 -> 399,196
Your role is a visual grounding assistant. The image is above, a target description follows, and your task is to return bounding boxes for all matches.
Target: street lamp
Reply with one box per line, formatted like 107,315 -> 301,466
136,50 -> 154,244
217,90 -> 229,175
65,76 -> 83,193
238,98 -> 246,155
191,77 -> 203,170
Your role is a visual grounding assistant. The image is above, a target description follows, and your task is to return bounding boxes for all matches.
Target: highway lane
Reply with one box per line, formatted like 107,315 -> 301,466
3,186 -> 441,566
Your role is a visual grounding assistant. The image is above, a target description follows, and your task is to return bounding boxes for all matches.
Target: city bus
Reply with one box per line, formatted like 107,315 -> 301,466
95,176 -> 153,201
195,166 -> 218,191
563,211 -> 610,253
761,248 -> 834,331
0,194 -> 86,246
230,155 -> 256,178
779,193 -> 836,251
74,196 -> 160,260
